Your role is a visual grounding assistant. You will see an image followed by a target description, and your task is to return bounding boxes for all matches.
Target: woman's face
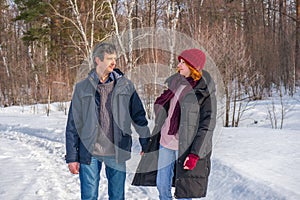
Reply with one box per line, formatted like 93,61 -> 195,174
177,59 -> 191,78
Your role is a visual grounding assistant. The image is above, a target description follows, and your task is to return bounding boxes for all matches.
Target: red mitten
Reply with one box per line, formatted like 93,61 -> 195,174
183,153 -> 199,170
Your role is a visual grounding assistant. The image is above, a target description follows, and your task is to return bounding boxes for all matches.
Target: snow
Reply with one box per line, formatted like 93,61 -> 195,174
0,92 -> 300,200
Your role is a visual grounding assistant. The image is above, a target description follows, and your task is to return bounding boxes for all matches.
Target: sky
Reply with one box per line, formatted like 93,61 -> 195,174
0,90 -> 299,200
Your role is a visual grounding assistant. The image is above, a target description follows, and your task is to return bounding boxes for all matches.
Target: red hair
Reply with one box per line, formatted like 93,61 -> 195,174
188,65 -> 202,81
176,62 -> 202,81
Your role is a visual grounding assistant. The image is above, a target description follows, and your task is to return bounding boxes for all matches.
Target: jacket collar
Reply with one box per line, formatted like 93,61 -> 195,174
88,68 -> 124,84
165,71 -> 213,95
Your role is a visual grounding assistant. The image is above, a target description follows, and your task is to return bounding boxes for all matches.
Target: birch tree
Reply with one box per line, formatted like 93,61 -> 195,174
296,0 -> 300,87
49,0 -> 112,69
166,1 -> 180,74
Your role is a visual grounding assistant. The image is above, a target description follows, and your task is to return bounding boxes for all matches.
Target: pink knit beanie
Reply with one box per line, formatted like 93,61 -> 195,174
178,48 -> 206,71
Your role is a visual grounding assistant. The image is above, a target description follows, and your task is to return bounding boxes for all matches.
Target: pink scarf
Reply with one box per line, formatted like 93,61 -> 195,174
154,74 -> 199,135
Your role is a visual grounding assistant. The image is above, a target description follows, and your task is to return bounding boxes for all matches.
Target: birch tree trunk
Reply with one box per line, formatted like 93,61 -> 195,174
124,0 -> 135,79
49,0 -> 104,69
167,1 -> 180,75
107,0 -> 128,66
296,0 -> 300,86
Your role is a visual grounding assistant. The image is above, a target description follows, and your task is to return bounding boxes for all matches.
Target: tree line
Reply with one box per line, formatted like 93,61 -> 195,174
0,0 -> 299,126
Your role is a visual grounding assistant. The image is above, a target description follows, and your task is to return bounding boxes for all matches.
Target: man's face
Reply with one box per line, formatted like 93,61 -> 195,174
95,53 -> 117,75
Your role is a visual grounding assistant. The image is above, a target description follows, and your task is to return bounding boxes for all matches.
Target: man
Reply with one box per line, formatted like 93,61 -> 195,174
65,42 -> 150,200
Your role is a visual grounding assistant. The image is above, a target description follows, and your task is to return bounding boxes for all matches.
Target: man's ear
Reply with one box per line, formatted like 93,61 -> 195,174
95,56 -> 101,65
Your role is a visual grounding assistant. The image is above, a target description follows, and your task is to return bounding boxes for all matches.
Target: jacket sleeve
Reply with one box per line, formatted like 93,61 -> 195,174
190,80 -> 217,158
129,91 -> 150,151
65,101 -> 80,163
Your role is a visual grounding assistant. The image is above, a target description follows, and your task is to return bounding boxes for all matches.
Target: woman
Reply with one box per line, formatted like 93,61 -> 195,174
132,48 -> 217,199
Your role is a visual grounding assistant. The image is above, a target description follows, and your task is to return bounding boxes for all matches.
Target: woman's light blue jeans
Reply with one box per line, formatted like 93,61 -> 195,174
156,145 -> 191,200
79,156 -> 126,200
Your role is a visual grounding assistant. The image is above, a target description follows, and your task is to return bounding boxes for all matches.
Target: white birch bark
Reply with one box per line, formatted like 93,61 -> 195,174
167,2 -> 180,75
0,43 -> 10,78
124,0 -> 135,79
107,0 -> 128,66
68,0 -> 91,62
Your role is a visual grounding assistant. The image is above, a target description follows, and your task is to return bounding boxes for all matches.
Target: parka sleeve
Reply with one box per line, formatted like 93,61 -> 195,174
65,86 -> 81,163
129,91 -> 150,152
190,79 -> 217,159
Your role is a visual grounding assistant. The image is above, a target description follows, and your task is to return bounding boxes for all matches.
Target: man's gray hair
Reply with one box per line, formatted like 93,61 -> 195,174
92,43 -> 117,67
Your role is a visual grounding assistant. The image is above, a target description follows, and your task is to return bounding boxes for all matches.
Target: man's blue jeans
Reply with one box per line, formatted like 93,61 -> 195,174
79,156 -> 126,200
156,145 -> 191,200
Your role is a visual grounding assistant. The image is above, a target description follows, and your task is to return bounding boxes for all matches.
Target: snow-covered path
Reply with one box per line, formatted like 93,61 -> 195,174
0,128 -> 79,200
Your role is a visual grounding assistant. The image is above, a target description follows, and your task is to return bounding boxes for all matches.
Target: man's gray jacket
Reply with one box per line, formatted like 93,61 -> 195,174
65,69 -> 150,164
